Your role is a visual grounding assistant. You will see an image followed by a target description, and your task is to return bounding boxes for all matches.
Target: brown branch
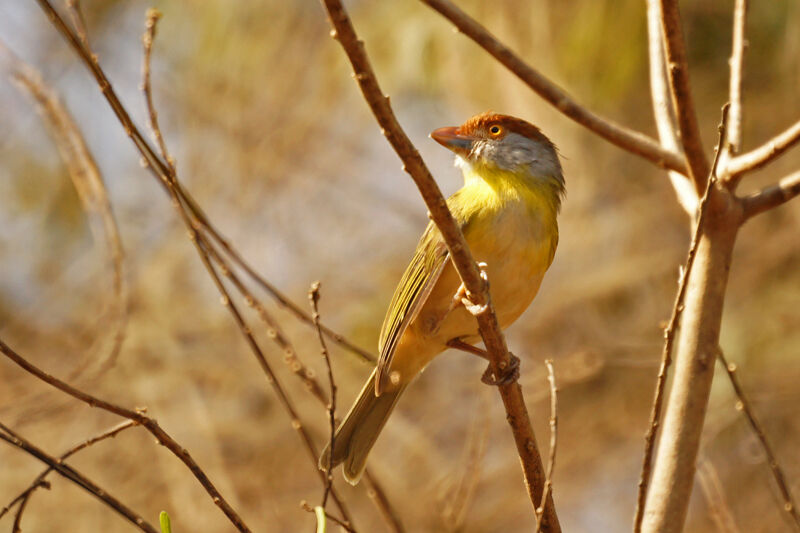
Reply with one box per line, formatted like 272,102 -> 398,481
727,0 -> 748,155
0,422 -> 156,533
2,41 -> 129,378
646,0 -> 697,214
141,8 -> 174,174
535,360 -> 558,533
741,171 -> 800,221
0,337 -> 252,532
634,104 -> 729,533
717,348 -> 800,529
420,0 -> 686,175
320,1 -> 558,529
309,282 -> 337,510
726,120 -> 800,178
659,0 -> 710,190
1,421 -> 137,528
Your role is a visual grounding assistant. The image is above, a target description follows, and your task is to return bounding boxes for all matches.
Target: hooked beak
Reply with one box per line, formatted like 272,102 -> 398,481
429,126 -> 476,155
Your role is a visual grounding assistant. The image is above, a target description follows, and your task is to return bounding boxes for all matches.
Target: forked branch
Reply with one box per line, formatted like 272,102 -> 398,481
0,422 -> 156,533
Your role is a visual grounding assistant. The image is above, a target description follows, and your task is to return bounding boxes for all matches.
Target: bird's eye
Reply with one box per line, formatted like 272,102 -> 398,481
489,125 -> 503,136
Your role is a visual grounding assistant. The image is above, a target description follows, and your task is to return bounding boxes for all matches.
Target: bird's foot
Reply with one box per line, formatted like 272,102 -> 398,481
481,352 -> 521,386
460,262 -> 489,316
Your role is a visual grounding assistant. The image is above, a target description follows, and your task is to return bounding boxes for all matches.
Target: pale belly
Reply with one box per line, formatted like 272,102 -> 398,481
388,204 -> 557,382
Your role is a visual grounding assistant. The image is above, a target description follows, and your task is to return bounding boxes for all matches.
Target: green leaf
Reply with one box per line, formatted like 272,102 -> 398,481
159,511 -> 172,533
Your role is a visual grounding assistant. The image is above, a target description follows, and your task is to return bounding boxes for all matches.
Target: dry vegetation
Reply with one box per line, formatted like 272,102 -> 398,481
0,0 -> 799,532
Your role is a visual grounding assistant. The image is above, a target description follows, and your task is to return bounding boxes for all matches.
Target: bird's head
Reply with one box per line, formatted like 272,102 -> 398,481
430,112 -> 564,191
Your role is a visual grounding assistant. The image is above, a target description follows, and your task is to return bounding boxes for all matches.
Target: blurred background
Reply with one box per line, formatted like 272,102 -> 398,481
1,0 -> 799,531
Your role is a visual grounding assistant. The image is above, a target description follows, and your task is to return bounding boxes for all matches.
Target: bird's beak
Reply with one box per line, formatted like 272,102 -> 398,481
429,126 -> 476,155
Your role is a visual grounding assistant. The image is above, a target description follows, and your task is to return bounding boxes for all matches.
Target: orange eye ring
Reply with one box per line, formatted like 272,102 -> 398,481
489,124 -> 503,137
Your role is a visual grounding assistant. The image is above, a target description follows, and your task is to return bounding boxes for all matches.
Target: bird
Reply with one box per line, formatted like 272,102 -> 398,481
320,112 -> 565,485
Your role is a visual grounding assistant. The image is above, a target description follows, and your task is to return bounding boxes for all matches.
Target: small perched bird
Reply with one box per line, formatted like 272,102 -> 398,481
320,112 -> 565,484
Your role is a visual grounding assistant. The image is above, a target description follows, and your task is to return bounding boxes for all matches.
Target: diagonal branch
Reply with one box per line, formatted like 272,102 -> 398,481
320,1 -> 559,530
716,348 -> 800,528
659,0 -> 710,190
726,120 -> 800,178
0,422 -> 156,533
420,0 -> 687,175
741,170 -> 800,221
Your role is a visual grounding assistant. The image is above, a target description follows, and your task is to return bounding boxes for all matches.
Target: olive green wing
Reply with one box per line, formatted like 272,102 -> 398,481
375,221 -> 448,394
376,192 -> 473,395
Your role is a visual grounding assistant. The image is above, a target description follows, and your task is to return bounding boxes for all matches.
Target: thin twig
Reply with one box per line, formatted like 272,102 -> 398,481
726,0 -> 748,156
535,360 -> 558,533
634,104 -> 730,533
309,282 -> 336,509
716,348 -> 800,529
0,420 -> 137,526
142,7 -> 174,174
0,422 -> 156,533
420,0 -> 687,175
740,170 -> 800,221
0,337 -> 252,532
319,1 -> 559,529
658,0 -> 710,190
726,120 -> 800,178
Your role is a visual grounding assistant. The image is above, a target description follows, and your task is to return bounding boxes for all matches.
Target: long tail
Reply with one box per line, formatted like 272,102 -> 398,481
319,368 -> 406,485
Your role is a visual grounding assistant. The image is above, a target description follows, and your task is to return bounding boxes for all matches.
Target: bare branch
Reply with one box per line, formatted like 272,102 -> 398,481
320,0 -> 559,528
1,421 -> 136,528
717,348 -> 800,528
741,171 -> 800,220
726,120 -> 800,178
535,360 -> 558,533
420,0 -> 687,175
658,0 -> 711,190
646,0 -> 697,214
634,105 -> 729,533
0,337 -> 252,532
727,0 -> 748,155
309,282 -> 337,510
141,8 -> 175,174
0,422 -> 156,533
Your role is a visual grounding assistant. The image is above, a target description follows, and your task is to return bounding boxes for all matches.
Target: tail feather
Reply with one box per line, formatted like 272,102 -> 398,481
319,369 -> 405,485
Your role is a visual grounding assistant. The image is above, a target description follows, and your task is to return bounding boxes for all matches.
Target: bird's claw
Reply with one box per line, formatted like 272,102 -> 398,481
481,352 -> 521,386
